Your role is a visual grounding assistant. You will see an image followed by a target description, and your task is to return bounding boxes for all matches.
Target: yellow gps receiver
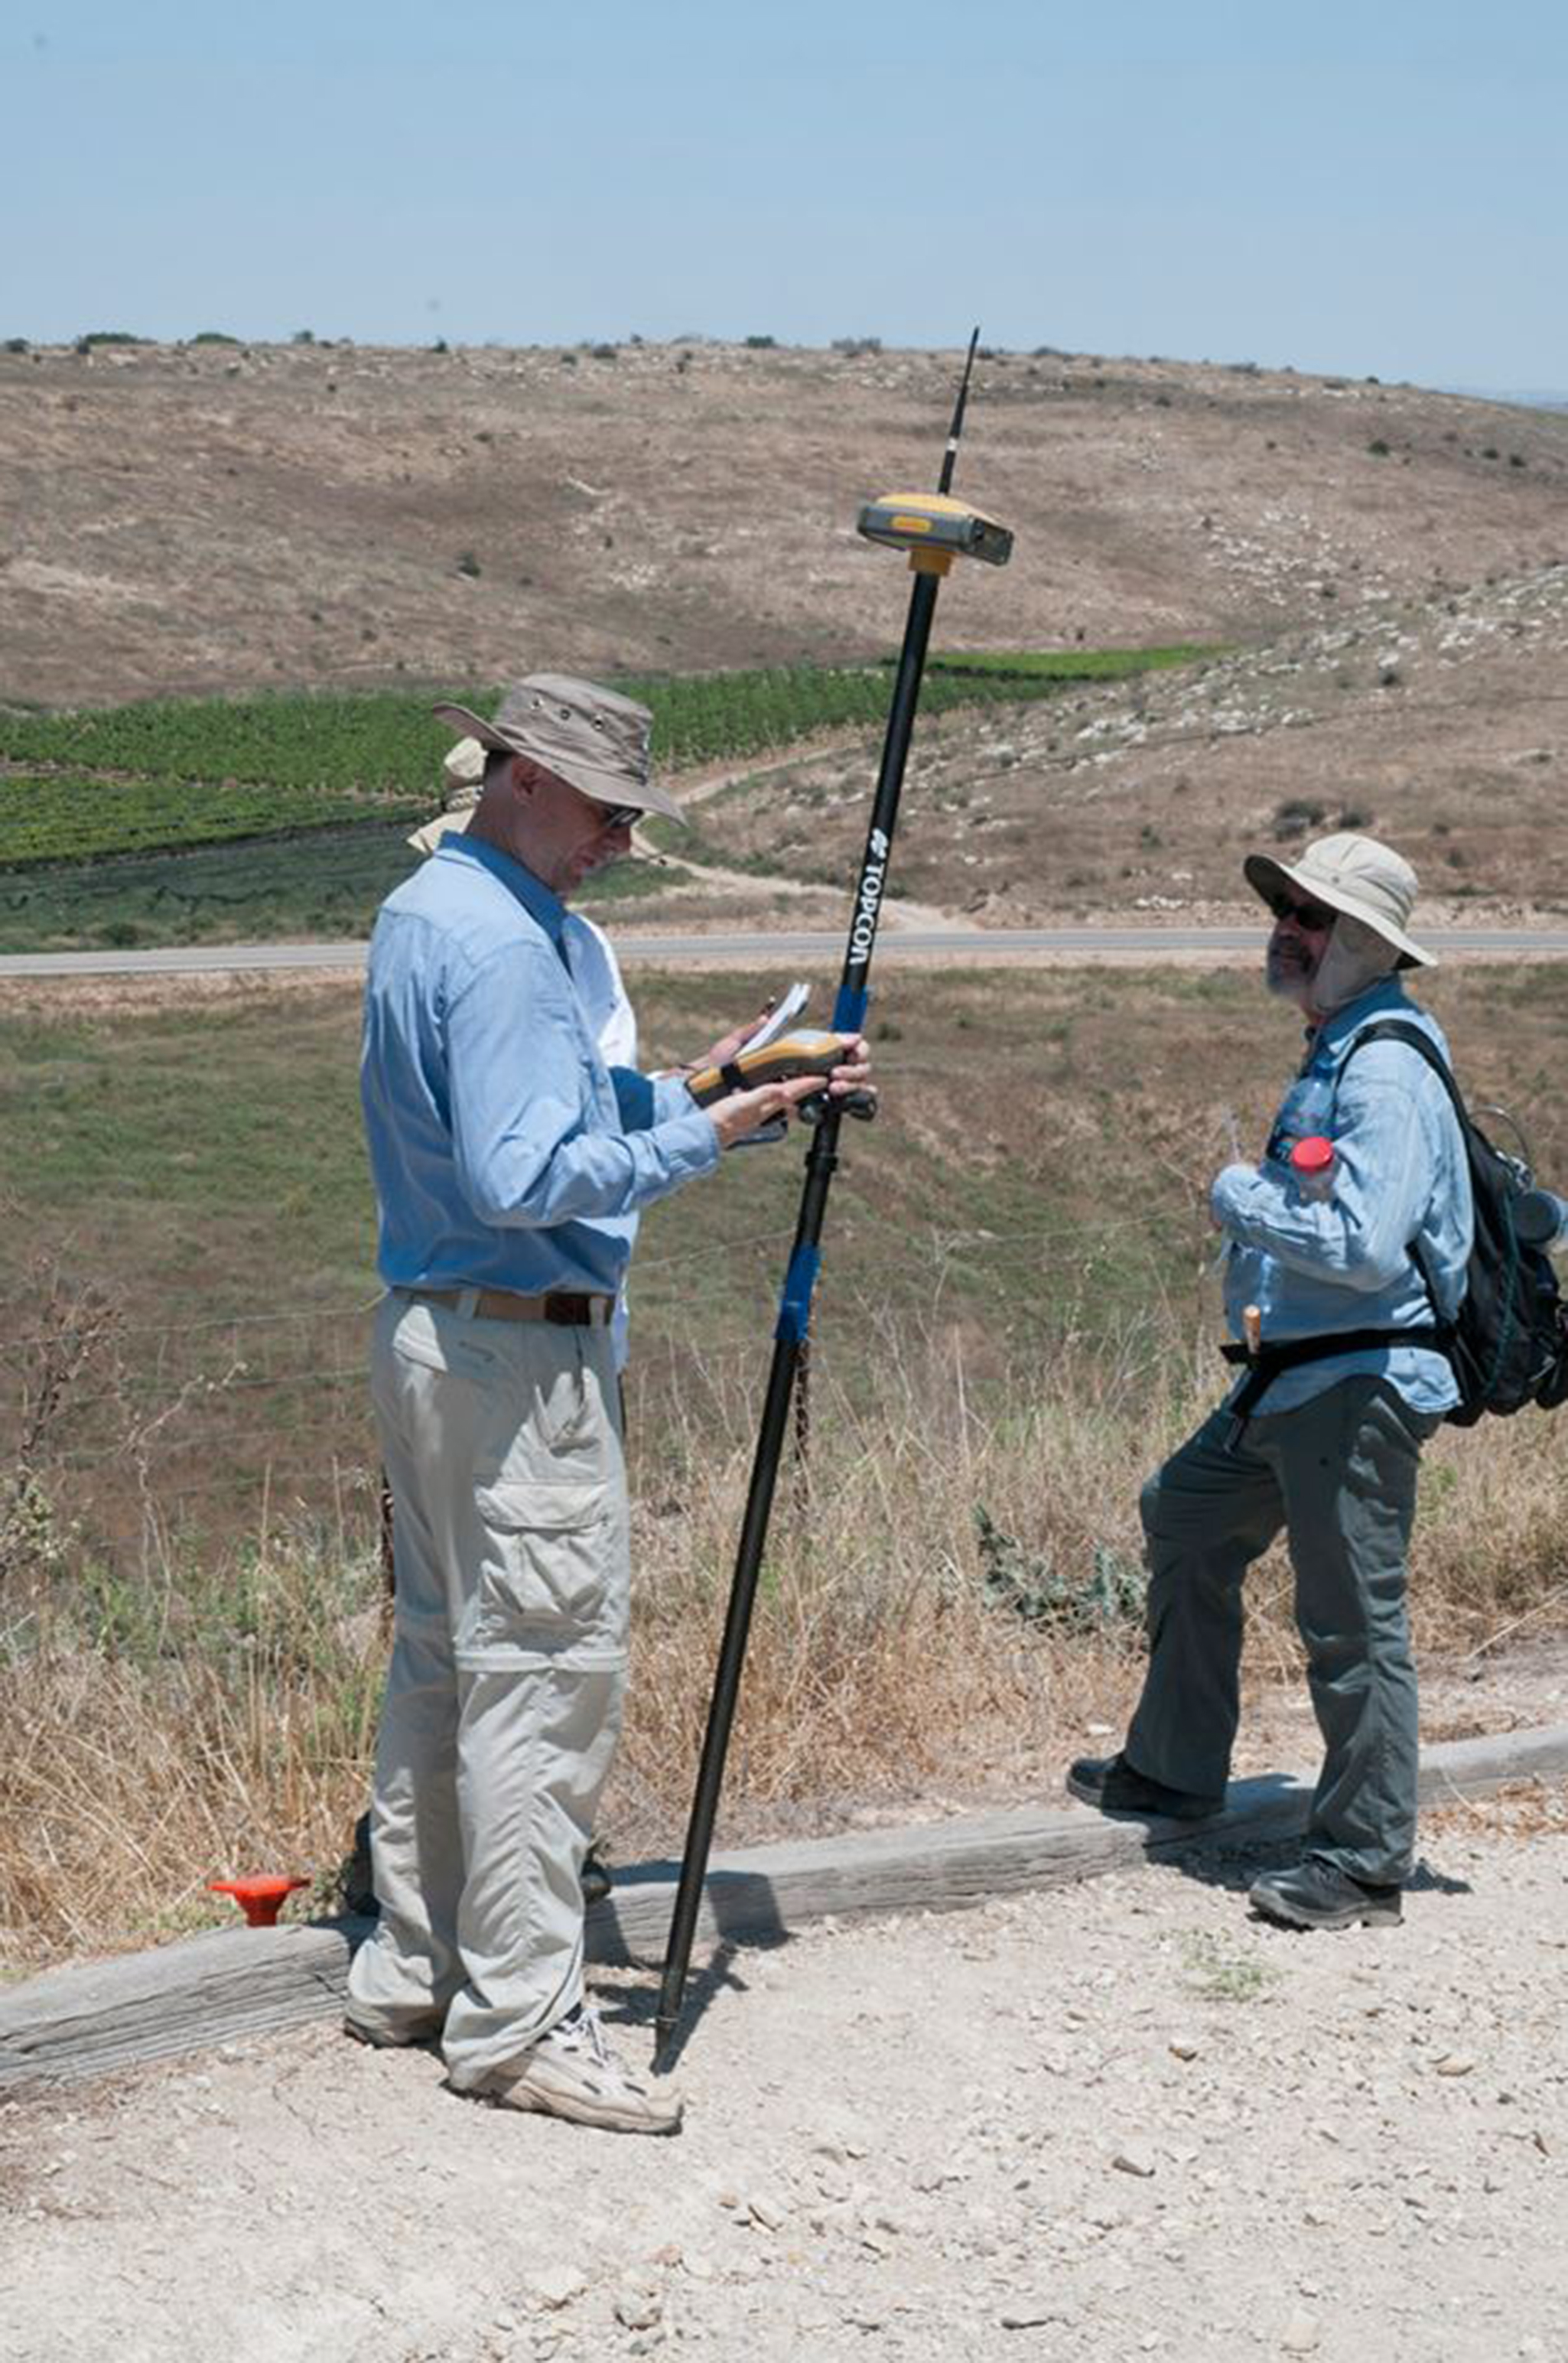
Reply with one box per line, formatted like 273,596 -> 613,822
857,491 -> 1013,575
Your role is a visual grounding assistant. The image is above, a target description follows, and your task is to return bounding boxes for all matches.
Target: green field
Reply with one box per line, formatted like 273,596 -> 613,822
0,651 -> 1204,907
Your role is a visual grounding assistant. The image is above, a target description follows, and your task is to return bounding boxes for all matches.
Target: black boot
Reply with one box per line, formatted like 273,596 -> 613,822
1066,1752 -> 1224,1821
1249,1860 -> 1403,1929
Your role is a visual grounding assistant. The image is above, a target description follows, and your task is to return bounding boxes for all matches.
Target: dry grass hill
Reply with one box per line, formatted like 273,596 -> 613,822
4,335 -> 1568,707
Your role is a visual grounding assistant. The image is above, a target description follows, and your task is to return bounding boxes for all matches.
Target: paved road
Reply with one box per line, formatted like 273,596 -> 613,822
5,926 -> 1568,980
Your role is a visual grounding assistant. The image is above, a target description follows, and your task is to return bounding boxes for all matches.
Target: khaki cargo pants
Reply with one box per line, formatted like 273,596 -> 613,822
347,1290 -> 629,2088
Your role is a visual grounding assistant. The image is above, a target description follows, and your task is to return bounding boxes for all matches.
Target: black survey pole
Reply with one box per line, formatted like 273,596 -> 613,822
654,335 -> 998,2068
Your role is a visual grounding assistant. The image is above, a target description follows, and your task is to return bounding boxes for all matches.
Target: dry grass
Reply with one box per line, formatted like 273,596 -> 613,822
5,1309 -> 1567,1981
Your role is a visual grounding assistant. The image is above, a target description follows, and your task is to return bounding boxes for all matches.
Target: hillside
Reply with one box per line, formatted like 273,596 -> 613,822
4,337 -> 1567,707
661,559 -> 1568,927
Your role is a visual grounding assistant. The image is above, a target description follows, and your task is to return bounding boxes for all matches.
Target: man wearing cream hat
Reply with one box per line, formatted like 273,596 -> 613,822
347,673 -> 870,2128
1070,833 -> 1473,1933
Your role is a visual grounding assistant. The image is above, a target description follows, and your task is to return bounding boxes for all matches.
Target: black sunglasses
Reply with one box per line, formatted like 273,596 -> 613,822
1269,891 -> 1336,932
598,802 -> 644,832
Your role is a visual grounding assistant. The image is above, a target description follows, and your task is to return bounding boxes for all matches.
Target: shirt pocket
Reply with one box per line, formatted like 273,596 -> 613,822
461,1477 -> 623,1668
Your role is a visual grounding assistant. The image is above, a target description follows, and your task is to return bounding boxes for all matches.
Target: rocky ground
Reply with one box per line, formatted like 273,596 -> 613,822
4,338 -> 1566,707
643,559 -> 1568,930
4,1782 -> 1566,2363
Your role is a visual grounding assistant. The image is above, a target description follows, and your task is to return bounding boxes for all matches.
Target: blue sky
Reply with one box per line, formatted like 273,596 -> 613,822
5,0 -> 1565,390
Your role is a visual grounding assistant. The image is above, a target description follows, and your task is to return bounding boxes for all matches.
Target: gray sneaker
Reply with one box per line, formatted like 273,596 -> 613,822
464,2007 -> 682,2136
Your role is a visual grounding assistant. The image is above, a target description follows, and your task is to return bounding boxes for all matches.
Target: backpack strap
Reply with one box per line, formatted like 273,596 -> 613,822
1339,1017 -> 1466,1328
1221,1324 -> 1446,1441
1340,1017 -> 1463,1120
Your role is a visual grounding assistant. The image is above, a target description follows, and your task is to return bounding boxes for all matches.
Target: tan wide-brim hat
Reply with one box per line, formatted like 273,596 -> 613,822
406,736 -> 484,854
1243,831 -> 1435,969
432,671 -> 687,825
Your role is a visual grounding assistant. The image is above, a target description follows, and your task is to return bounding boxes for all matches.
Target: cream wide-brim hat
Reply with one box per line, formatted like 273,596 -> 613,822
406,736 -> 484,854
1243,831 -> 1435,969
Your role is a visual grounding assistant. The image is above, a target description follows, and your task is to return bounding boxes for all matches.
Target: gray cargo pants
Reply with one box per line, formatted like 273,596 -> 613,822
1124,1375 -> 1439,1886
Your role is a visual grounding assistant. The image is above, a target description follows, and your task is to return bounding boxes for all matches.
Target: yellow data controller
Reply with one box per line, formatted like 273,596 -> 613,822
685,1030 -> 853,1108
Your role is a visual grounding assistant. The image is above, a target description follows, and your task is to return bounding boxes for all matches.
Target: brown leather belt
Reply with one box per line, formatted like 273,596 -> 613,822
400,1286 -> 614,1328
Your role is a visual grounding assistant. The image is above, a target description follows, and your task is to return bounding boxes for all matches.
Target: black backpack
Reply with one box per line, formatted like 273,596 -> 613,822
1346,1020 -> 1568,1425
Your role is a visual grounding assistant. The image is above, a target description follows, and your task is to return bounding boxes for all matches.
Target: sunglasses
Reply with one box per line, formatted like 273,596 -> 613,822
594,800 -> 644,832
1269,891 -> 1336,933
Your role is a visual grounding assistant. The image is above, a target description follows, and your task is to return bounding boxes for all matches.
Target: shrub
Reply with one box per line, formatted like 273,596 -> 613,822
744,334 -> 777,349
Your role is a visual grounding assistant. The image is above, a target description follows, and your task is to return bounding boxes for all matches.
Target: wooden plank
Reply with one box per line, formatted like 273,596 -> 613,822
5,1721 -> 1566,2096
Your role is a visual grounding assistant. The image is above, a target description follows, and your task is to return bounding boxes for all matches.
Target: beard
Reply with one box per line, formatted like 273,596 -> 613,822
1266,937 -> 1320,1005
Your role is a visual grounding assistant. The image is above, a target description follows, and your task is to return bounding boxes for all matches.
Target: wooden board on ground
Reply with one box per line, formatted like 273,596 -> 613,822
4,1723 -> 1566,2096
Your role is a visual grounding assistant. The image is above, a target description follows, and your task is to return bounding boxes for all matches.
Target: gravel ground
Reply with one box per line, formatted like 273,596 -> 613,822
4,1786 -> 1566,2363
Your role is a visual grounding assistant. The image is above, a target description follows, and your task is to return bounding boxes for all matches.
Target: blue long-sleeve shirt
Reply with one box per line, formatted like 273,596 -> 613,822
361,835 -> 719,1297
1212,978 -> 1473,1417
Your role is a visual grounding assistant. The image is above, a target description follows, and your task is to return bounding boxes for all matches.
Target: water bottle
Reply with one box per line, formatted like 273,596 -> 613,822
1273,1064 -> 1337,1165
1515,1187 -> 1568,1248
1290,1134 -> 1336,1202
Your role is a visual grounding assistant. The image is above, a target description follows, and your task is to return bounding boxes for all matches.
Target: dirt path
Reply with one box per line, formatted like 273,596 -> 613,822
4,1788 -> 1566,2363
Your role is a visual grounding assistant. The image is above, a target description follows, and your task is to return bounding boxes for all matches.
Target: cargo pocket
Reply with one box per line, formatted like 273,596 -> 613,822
463,1479 -> 615,1668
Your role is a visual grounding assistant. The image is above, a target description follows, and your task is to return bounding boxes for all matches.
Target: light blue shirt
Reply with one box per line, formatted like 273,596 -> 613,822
1212,978 -> 1473,1417
361,835 -> 718,1297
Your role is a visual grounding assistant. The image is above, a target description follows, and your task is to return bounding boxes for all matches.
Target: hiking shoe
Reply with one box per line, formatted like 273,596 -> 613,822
582,1840 -> 612,1910
1066,1752 -> 1224,1821
344,2009 -> 444,2049
1249,1860 -> 1403,1930
461,2007 -> 682,2136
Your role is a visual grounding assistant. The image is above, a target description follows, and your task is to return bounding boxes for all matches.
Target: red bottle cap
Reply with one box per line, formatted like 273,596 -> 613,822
1291,1135 -> 1335,1176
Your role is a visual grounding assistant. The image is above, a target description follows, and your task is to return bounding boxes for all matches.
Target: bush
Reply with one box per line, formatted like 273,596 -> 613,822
1273,797 -> 1326,839
744,334 -> 777,349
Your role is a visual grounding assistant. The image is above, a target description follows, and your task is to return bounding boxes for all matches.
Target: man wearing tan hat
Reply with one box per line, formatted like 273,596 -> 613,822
411,734 -> 642,1376
1069,833 -> 1473,1932
347,673 -> 870,2129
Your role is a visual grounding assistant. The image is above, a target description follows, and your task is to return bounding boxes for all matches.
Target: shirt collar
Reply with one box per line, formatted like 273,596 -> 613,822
1312,973 -> 1410,1056
435,834 -> 568,952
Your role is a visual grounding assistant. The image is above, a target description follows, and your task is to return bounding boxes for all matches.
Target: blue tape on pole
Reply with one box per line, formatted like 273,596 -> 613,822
832,985 -> 870,1033
775,1244 -> 822,1343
